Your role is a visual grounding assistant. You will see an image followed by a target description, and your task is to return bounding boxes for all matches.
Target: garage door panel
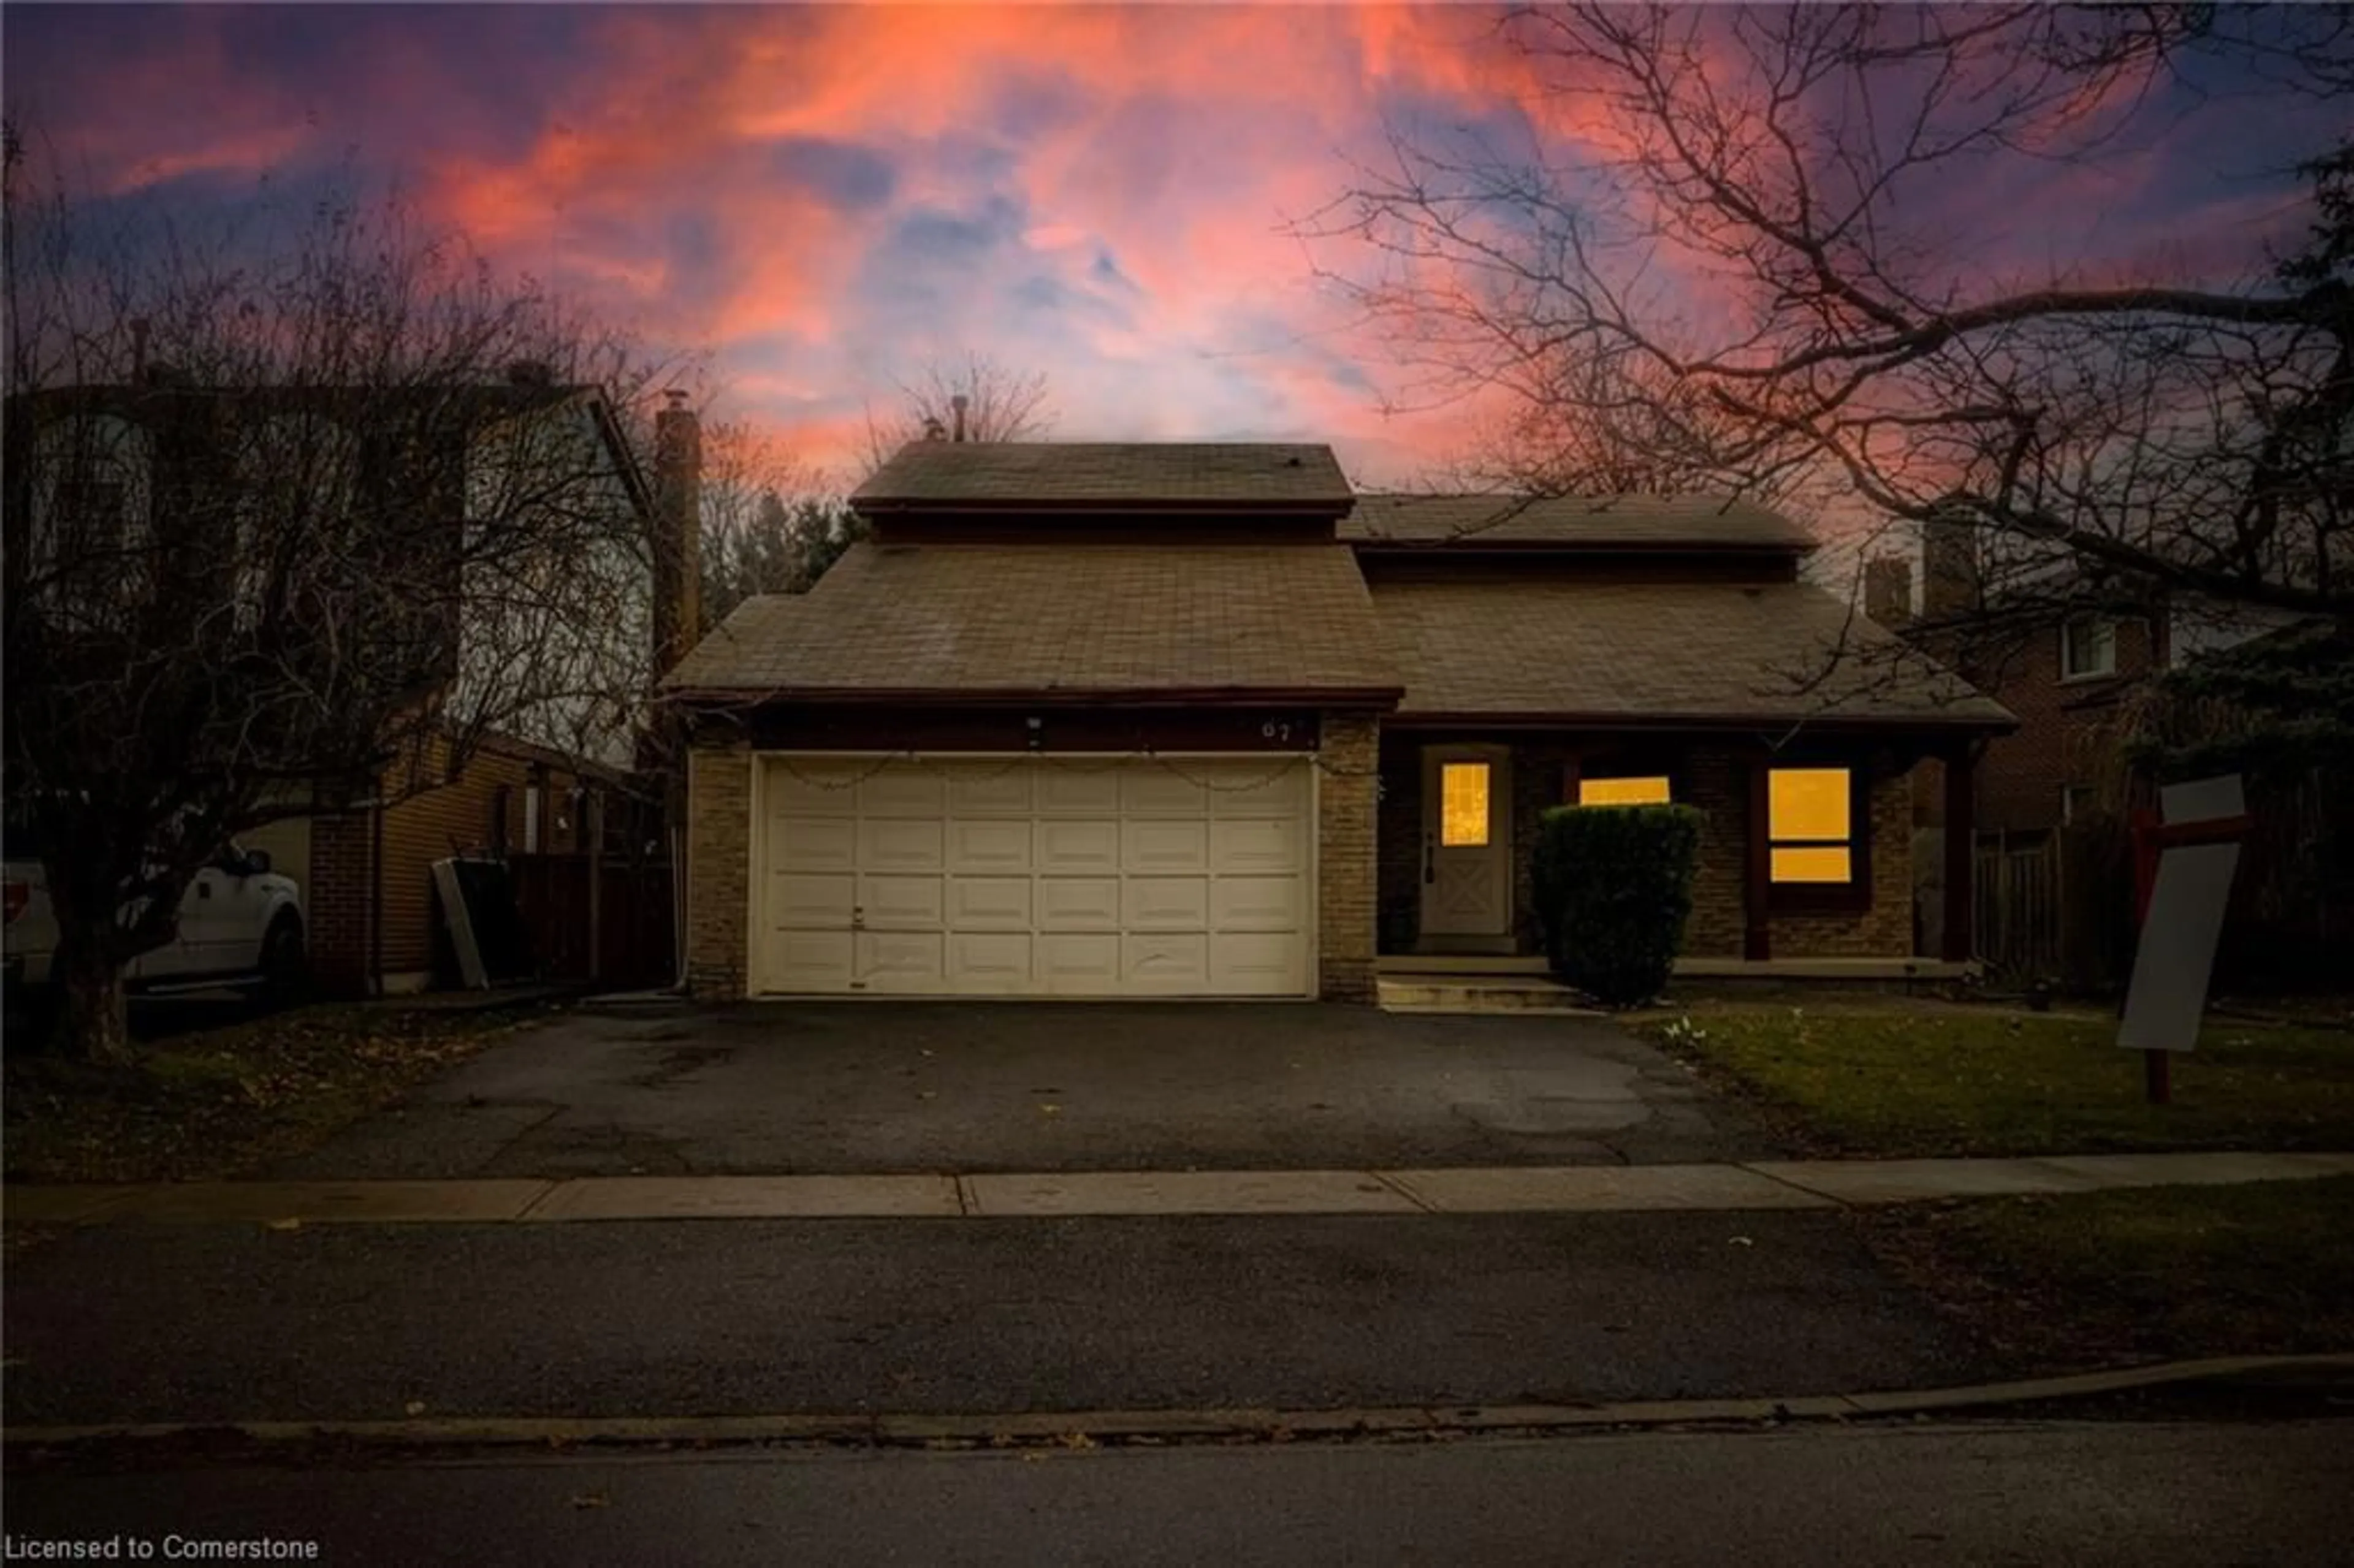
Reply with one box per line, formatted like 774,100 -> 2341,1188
856,931 -> 944,989
1037,820 -> 1119,873
1037,877 -> 1121,931
758,755 -> 1310,999
858,874 -> 945,930
769,816 -> 858,872
1121,769 -> 1208,817
767,929 -> 855,992
859,818 -> 945,872
947,932 -> 1033,991
1124,933 -> 1209,989
1210,818 -> 1304,874
948,877 -> 1032,931
1124,820 -> 1209,873
1122,877 -> 1209,932
764,761 -> 863,815
1038,934 -> 1121,991
949,818 -> 1032,873
1209,764 -> 1308,817
1213,933 -> 1305,994
858,767 -> 947,817
944,766 -> 1034,815
1209,875 -> 1303,933
770,872 -> 853,929
1037,770 -> 1121,815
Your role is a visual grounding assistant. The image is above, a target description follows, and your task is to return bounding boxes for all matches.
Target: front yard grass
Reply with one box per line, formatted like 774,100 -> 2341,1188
1631,1000 -> 2354,1159
1863,1176 -> 2354,1370
2,997 -> 560,1184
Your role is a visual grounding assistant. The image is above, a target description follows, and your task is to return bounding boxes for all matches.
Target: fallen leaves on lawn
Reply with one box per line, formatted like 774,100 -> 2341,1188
263,1217 -> 303,1233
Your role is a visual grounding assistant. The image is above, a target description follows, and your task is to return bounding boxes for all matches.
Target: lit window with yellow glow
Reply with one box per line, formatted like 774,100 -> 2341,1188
1769,768 -> 1853,883
1441,763 -> 1490,847
1579,775 -> 1671,808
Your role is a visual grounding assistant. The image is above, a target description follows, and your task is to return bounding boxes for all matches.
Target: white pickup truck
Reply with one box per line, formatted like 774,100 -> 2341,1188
2,837 -> 308,1007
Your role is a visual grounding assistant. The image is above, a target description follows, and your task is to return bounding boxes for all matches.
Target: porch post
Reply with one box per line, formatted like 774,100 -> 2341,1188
1942,742 -> 1976,962
1744,755 -> 1772,961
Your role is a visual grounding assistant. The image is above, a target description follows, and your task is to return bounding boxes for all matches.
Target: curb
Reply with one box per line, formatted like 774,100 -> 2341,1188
9,1353 -> 2350,1454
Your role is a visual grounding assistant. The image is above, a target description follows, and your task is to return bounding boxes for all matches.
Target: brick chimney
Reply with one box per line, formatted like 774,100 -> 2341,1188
652,389 -> 702,674
1919,501 -> 1982,625
1863,557 -> 1913,630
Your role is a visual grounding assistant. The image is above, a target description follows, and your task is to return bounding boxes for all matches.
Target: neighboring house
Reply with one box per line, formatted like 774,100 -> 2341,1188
5,369 -> 699,996
1870,523 -> 2312,837
661,443 -> 2013,1002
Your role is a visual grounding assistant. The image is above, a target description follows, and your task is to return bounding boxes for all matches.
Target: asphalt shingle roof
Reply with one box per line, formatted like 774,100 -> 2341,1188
1344,493 -> 1818,552
853,443 -> 1354,509
1370,577 -> 2013,726
664,542 -> 1400,700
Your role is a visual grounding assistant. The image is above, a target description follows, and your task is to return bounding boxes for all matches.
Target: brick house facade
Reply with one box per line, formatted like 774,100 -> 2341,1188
667,451 -> 2011,1003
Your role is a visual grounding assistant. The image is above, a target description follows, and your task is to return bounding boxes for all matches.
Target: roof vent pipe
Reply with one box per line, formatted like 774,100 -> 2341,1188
951,393 -> 969,443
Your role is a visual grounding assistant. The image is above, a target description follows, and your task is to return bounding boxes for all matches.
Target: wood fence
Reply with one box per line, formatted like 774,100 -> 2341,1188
1972,824 -> 2136,992
1971,764 -> 2347,995
507,853 -> 677,991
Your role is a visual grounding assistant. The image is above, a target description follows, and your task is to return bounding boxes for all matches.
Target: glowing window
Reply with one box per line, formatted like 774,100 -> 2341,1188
1440,763 -> 1490,847
1769,768 -> 1854,884
1580,775 -> 1671,807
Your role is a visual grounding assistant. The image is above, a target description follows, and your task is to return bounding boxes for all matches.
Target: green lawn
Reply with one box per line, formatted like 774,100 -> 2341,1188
2,999 -> 557,1185
1865,1176 -> 2354,1369
1631,1000 -> 2354,1159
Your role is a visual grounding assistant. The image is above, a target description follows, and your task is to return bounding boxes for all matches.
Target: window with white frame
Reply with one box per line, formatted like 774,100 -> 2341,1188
2060,617 -> 2117,679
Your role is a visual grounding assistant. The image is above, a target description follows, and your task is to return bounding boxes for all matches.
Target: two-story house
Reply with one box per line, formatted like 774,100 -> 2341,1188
662,443 -> 2013,1003
4,365 -> 699,995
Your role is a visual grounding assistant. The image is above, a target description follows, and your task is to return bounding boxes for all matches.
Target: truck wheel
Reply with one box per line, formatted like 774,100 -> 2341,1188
261,915 -> 309,1008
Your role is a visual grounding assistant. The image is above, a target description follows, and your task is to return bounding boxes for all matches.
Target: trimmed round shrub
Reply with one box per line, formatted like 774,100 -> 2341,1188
1531,802 -> 1703,1007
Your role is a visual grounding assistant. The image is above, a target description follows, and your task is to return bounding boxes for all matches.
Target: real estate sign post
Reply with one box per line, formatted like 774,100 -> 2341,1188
2120,774 -> 2250,1104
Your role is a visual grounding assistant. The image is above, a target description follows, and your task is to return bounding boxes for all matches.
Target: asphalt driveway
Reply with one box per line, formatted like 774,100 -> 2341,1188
273,1002 -> 1780,1179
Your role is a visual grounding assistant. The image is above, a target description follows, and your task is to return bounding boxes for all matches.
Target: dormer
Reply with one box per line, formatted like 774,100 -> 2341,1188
850,441 -> 1356,545
1345,493 -> 1817,584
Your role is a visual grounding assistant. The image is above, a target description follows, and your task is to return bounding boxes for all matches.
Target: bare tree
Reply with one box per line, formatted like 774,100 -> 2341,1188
3,124 -> 669,1062
1305,5 -> 2353,665
696,421 -> 864,625
860,352 -> 1056,474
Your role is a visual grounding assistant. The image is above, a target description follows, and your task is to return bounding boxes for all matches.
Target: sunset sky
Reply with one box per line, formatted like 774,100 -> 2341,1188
4,3 -> 2335,491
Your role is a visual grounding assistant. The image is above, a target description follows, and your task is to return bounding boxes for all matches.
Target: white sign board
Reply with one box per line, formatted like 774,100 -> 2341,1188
2118,774 -> 2245,1054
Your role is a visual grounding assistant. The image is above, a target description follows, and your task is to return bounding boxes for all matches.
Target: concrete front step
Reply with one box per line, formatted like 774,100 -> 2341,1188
1376,976 -> 1600,1016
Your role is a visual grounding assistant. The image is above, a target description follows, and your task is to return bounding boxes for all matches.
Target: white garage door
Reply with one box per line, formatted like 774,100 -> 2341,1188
756,755 -> 1314,997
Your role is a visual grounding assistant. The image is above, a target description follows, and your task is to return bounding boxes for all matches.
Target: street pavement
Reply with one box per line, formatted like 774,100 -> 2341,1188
7,1421 -> 2348,1567
1,1209 -> 1977,1427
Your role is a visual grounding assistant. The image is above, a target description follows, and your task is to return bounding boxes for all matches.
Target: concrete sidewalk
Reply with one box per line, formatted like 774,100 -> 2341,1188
9,1149 -> 2350,1227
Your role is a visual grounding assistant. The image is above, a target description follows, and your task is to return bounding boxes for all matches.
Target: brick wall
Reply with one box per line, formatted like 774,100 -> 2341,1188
684,741 -> 751,999
1919,617 -> 2160,834
1615,746 -> 1916,961
1317,712 -> 1381,1001
1680,750 -> 1750,959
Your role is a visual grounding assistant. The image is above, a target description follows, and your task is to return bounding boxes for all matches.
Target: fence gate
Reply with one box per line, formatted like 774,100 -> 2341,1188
1973,831 -> 2062,986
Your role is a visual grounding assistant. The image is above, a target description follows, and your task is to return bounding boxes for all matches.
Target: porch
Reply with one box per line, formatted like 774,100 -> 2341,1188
1373,731 -> 1982,970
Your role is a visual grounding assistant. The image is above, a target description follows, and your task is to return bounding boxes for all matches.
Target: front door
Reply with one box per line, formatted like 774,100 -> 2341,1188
1420,745 -> 1512,939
